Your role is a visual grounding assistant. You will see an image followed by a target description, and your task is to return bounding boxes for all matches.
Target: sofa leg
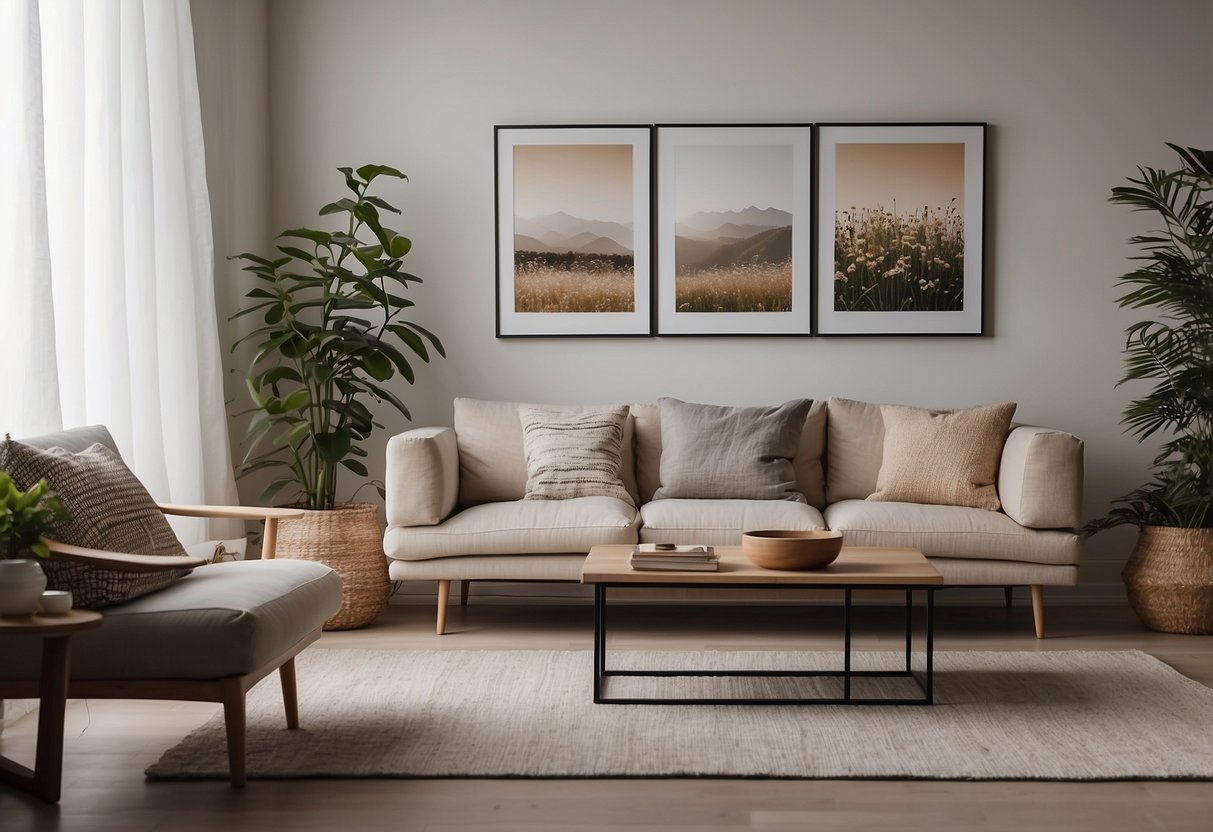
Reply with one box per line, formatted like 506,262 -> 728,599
279,659 -> 299,729
460,580 -> 470,606
1030,584 -> 1045,639
1004,587 -> 1013,608
436,580 -> 451,635
221,679 -> 247,788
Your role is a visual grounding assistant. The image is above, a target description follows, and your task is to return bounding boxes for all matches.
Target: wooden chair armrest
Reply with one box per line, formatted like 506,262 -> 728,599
155,504 -> 304,560
42,539 -> 210,573
156,503 -> 305,521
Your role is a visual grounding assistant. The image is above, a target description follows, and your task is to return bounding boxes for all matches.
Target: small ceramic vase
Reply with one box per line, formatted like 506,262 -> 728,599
0,558 -> 49,615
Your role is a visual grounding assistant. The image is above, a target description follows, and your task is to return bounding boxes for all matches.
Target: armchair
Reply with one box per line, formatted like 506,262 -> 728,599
0,426 -> 342,788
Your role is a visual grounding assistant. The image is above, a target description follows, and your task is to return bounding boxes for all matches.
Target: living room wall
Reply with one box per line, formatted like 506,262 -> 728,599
194,0 -> 1213,604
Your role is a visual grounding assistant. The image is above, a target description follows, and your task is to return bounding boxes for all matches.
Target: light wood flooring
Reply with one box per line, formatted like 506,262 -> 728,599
2,597 -> 1212,831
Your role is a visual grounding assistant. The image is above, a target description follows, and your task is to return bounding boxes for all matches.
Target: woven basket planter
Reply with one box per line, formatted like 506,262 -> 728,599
274,502 -> 389,630
1122,525 -> 1213,635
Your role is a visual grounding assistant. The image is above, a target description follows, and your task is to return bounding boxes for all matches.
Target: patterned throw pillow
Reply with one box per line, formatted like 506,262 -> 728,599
867,402 -> 1017,511
518,406 -> 634,505
0,438 -> 190,608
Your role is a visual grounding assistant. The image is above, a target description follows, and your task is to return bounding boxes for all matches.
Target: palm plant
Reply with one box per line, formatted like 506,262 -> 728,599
1089,144 -> 1213,531
233,165 -> 444,511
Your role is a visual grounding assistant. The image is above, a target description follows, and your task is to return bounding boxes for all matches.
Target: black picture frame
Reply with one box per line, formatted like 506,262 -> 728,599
495,125 -> 654,337
814,123 -> 987,336
654,124 -> 814,336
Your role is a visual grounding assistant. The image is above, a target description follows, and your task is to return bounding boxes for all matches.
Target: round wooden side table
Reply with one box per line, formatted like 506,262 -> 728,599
0,609 -> 102,803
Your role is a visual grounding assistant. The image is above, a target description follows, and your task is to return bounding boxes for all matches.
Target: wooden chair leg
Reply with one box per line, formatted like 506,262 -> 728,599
1004,587 -> 1013,608
220,679 -> 247,788
436,580 -> 451,635
1030,584 -> 1045,639
279,659 -> 299,729
460,580 -> 470,606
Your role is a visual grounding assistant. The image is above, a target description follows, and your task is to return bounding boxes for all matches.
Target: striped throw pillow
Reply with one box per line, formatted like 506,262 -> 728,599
518,406 -> 633,505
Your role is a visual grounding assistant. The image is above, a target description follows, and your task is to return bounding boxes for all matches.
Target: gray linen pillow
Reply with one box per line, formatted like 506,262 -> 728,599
518,405 -> 634,505
0,438 -> 190,608
653,398 -> 812,501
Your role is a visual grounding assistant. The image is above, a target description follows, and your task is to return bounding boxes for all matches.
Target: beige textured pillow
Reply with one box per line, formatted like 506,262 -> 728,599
868,402 -> 1017,511
519,405 -> 634,505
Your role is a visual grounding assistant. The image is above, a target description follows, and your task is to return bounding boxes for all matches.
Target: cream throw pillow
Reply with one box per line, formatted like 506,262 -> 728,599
519,405 -> 634,505
868,402 -> 1016,511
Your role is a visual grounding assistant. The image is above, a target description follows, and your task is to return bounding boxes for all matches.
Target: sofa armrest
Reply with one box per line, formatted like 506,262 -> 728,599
999,426 -> 1084,529
386,427 -> 460,527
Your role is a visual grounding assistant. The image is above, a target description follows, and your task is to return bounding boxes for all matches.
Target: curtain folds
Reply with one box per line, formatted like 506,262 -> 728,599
0,0 -> 240,543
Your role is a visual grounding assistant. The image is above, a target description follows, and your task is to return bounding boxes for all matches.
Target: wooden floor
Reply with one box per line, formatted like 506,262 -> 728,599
2,598 -> 1212,831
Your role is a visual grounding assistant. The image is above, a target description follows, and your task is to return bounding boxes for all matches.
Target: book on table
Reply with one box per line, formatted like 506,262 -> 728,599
629,544 -> 718,571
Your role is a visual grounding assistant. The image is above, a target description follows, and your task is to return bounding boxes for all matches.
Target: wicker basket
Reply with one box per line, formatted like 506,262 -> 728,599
274,502 -> 389,630
1122,525 -> 1213,635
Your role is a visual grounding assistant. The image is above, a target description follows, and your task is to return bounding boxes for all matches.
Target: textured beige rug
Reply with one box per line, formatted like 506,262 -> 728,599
147,649 -> 1213,781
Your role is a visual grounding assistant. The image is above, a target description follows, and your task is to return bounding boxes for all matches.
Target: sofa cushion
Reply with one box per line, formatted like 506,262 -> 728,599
869,402 -> 1016,511
653,398 -> 811,502
640,499 -> 826,546
0,438 -> 189,608
826,397 -> 885,502
0,559 -> 342,681
633,400 -> 827,507
824,500 -> 1081,566
454,398 -> 638,507
384,496 -> 640,560
519,405 -> 633,504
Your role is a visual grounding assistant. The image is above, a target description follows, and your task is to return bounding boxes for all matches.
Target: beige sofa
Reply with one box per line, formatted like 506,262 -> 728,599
383,397 -> 1084,637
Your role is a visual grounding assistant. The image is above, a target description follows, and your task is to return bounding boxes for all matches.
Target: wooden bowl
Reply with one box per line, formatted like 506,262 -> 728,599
741,530 -> 844,571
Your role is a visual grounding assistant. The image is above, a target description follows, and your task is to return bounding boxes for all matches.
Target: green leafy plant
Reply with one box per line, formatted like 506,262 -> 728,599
1087,144 -> 1213,532
0,471 -> 68,559
233,164 -> 445,511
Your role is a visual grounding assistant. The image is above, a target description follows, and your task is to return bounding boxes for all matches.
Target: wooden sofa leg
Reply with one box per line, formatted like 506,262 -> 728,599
279,659 -> 299,729
221,679 -> 247,788
1004,587 -> 1013,608
1030,584 -> 1045,639
460,580 -> 470,606
436,580 -> 451,635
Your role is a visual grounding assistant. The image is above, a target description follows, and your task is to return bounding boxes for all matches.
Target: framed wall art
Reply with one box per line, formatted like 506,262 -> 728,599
495,125 -> 653,337
655,124 -> 813,335
815,123 -> 986,335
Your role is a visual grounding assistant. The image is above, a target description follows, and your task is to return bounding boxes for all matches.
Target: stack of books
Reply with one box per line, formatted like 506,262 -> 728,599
628,544 -> 719,572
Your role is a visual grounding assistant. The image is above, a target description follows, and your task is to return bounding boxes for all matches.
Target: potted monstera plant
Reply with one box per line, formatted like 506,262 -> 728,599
233,164 -> 444,629
1086,144 -> 1212,634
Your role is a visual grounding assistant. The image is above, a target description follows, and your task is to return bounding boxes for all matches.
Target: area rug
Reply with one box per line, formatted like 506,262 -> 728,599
146,649 -> 1213,781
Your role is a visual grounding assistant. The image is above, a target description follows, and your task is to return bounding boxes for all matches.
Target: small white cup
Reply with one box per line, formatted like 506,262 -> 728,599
39,590 -> 73,615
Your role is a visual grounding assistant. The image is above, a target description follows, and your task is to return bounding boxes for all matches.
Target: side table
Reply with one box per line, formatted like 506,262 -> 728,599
0,609 -> 102,803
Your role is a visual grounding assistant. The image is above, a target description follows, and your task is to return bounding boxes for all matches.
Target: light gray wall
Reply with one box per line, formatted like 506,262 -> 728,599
202,0 -> 1213,602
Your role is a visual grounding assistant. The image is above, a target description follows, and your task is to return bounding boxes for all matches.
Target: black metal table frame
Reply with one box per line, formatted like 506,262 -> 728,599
592,582 -> 935,706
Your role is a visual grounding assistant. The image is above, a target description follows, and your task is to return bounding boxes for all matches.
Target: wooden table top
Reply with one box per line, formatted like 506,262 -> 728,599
0,609 -> 102,636
581,544 -> 943,586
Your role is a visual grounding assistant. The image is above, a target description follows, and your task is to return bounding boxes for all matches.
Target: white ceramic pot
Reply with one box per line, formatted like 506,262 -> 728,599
0,558 -> 49,616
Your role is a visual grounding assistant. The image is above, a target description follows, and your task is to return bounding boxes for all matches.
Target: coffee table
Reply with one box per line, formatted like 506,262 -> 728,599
581,544 -> 942,706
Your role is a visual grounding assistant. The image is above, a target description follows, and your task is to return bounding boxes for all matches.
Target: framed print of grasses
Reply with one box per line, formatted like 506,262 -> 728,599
815,123 -> 986,335
656,124 -> 813,335
495,125 -> 653,336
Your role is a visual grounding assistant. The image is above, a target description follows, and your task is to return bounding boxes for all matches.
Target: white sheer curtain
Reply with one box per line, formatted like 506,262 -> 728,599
0,0 -> 240,543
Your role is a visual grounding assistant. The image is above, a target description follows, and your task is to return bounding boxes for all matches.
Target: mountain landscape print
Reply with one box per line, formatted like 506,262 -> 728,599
672,144 -> 794,313
512,144 -> 635,313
